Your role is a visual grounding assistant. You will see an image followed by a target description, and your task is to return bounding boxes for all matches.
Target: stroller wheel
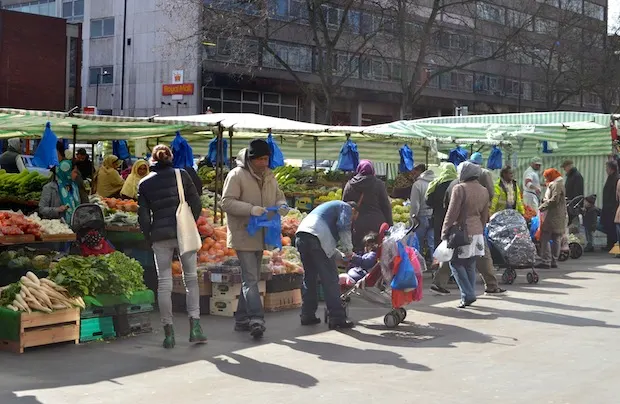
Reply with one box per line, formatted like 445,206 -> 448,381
502,270 -> 515,285
532,272 -> 540,284
384,311 -> 399,329
558,251 -> 569,262
324,308 -> 328,324
569,243 -> 583,259
397,308 -> 407,322
510,269 -> 517,280
526,272 -> 534,284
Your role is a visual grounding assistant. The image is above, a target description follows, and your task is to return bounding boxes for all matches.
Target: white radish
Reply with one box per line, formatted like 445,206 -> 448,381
25,272 -> 40,285
20,277 -> 38,289
40,278 -> 67,292
20,284 -> 34,300
30,288 -> 52,308
15,295 -> 30,313
12,300 -> 25,311
7,304 -> 18,312
27,298 -> 52,313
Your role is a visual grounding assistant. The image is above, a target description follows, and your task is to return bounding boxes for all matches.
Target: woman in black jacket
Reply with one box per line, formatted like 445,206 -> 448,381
137,145 -> 206,348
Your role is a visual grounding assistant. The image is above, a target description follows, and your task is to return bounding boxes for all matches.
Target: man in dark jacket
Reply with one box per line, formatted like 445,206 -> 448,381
0,138 -> 22,173
74,148 -> 94,180
562,160 -> 584,202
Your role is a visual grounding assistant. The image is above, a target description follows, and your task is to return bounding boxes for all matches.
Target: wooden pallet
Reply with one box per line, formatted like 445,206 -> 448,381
39,233 -> 76,242
264,289 -> 302,312
0,234 -> 36,245
0,308 -> 80,354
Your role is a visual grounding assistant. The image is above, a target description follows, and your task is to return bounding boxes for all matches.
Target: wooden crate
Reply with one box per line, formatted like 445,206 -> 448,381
264,289 -> 302,312
210,295 -> 264,317
211,280 -> 266,300
0,308 -> 80,354
39,233 -> 76,242
0,234 -> 36,245
172,274 -> 212,296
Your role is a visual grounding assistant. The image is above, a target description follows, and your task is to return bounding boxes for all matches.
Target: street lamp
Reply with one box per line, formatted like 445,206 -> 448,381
95,70 -> 111,109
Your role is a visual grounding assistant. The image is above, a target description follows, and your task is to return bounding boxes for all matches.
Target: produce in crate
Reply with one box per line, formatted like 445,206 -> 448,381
101,198 -> 139,213
281,209 -> 306,238
316,188 -> 343,202
0,212 -> 42,238
28,213 -> 74,235
0,169 -> 49,201
392,203 -> 410,225
266,247 -> 303,275
105,211 -> 139,227
0,272 -> 85,312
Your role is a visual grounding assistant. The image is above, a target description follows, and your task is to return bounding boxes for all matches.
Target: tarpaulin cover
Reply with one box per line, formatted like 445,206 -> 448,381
33,122 -> 59,168
171,131 -> 194,168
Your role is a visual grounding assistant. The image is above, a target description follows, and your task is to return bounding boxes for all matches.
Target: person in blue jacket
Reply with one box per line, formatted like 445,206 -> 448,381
296,200 -> 357,329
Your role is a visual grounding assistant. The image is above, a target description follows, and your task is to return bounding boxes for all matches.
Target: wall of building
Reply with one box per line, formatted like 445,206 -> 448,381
0,10 -> 68,110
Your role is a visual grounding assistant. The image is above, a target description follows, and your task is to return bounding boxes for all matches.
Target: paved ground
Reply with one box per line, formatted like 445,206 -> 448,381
1,252 -> 619,404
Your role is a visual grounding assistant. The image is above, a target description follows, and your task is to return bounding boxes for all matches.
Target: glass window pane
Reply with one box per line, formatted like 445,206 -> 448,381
223,89 -> 241,101
263,105 -> 279,117
222,102 -> 241,113
104,18 -> 115,36
242,103 -> 260,113
281,106 -> 297,120
264,93 -> 279,104
204,88 -> 221,99
74,0 -> 84,16
281,94 -> 297,106
243,91 -> 259,102
101,67 -> 113,84
91,20 -> 102,37
62,1 -> 72,17
89,68 -> 100,85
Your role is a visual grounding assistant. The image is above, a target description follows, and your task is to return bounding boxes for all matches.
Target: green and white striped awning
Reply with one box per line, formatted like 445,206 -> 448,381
0,108 -> 187,141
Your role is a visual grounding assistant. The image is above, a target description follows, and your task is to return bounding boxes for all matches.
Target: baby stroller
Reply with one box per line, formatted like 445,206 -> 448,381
328,221 -> 425,329
71,204 -> 115,256
565,195 -> 584,259
487,209 -> 539,284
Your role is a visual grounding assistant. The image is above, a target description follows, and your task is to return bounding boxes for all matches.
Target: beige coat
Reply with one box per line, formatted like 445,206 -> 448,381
441,181 -> 490,240
221,151 -> 286,251
615,179 -> 620,223
539,177 -> 567,233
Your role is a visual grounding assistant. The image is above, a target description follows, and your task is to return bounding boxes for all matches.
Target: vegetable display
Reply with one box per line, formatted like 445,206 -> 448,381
0,212 -> 42,238
50,252 -> 146,298
0,272 -> 85,313
0,169 -> 49,202
265,247 -> 303,274
197,166 -> 230,190
28,213 -> 74,235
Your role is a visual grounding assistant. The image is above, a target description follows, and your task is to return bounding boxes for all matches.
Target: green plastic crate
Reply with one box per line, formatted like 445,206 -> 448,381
115,303 -> 154,316
80,317 -> 116,342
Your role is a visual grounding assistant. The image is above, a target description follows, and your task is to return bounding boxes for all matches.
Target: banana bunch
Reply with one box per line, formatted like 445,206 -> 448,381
274,166 -> 301,187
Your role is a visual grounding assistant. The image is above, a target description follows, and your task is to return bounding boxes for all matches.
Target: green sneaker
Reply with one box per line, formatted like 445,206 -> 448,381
189,318 -> 207,343
163,324 -> 175,349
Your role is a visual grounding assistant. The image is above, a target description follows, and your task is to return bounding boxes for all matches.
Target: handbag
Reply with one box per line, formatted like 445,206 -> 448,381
175,169 -> 202,255
446,187 -> 470,249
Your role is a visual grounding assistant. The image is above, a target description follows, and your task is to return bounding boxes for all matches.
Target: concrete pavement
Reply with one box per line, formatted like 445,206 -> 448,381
1,253 -> 619,404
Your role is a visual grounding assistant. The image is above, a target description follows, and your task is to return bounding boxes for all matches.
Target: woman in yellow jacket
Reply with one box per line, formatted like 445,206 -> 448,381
490,167 -> 525,215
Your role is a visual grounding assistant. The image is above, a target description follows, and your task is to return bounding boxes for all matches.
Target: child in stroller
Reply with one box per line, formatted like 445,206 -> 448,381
338,232 -> 379,286
581,195 -> 600,253
71,204 -> 115,257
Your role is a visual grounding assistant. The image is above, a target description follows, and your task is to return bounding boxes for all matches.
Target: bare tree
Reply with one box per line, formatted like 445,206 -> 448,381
588,25 -> 620,113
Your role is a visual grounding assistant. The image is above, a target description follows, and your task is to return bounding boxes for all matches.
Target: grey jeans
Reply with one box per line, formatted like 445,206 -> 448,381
540,231 -> 562,266
152,239 -> 200,325
236,251 -> 265,326
433,242 -> 498,291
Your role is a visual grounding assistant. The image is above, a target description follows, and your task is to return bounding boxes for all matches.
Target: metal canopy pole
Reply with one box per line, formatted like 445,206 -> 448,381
313,136 -> 318,179
228,129 -> 233,169
72,124 -> 78,159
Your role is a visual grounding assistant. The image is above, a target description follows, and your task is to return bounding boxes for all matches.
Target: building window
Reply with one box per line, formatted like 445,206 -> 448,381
584,92 -> 602,107
533,83 -> 547,101
440,71 -> 473,92
505,79 -> 531,100
206,37 -> 259,65
91,17 -> 115,38
98,109 -> 113,116
584,1 -> 604,20
534,18 -> 558,35
475,38 -> 499,57
3,0 -> 57,17
263,42 -> 312,72
88,66 -> 113,85
440,31 -> 470,50
203,88 -> 298,119
474,74 -> 503,95
560,0 -> 583,13
62,0 -> 83,21
419,67 -> 439,88
332,52 -> 360,77
477,3 -> 505,24
506,9 -> 533,31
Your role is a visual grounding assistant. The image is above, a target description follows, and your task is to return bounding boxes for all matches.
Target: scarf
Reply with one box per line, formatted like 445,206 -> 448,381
120,160 -> 149,199
56,159 -> 80,223
543,168 -> 562,183
356,160 -> 375,176
95,155 -> 125,197
426,162 -> 457,197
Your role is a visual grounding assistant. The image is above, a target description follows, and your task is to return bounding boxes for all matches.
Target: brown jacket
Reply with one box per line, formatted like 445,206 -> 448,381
221,150 -> 286,251
539,177 -> 567,233
615,179 -> 620,223
441,181 -> 490,240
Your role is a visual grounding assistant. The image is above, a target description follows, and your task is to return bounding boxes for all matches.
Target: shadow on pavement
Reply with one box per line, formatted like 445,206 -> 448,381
473,306 -> 620,329
276,338 -> 431,372
209,353 -> 318,388
499,296 -> 612,313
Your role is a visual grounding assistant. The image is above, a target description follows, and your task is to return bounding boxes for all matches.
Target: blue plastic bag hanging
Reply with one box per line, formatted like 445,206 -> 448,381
33,122 -> 60,168
487,146 -> 503,170
171,132 -> 195,169
267,133 -> 285,169
337,139 -> 359,171
112,140 -> 130,161
246,207 -> 282,249
399,144 -> 414,172
448,146 -> 468,166
390,242 -> 419,291
207,137 -> 228,166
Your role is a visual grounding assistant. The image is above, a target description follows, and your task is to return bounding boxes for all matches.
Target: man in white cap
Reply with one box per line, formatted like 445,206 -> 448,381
523,157 -> 543,211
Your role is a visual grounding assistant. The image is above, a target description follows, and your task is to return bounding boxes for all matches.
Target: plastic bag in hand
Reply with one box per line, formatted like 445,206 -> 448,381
433,240 -> 454,262
247,206 -> 282,249
390,242 -> 418,291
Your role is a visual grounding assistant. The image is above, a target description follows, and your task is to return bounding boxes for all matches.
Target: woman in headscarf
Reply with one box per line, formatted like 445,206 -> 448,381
120,160 -> 150,199
39,160 -> 87,222
602,161 -> 620,251
0,138 -> 22,173
536,168 -> 567,269
93,155 -> 125,198
490,166 -> 525,215
441,162 -> 489,308
426,162 -> 458,249
342,160 -> 393,252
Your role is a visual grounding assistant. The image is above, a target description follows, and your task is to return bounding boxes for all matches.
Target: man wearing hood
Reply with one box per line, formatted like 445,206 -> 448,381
0,138 -> 24,173
432,160 -> 506,296
562,159 -> 584,202
523,157 -> 543,211
221,139 -> 289,339
410,168 -> 436,259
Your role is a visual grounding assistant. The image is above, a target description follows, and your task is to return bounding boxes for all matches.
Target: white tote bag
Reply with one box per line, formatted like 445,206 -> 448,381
175,169 -> 202,255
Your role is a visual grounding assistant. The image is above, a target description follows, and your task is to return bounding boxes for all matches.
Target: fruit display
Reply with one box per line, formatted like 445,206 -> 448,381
265,247 -> 303,274
523,204 -> 536,221
316,187 -> 342,203
28,213 -> 74,235
274,166 -> 302,187
391,199 -> 410,224
281,209 -> 306,238
0,272 -> 85,313
197,166 -> 229,190
0,212 -> 42,238
102,198 -> 139,213
393,172 -> 414,189
0,169 -> 49,202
